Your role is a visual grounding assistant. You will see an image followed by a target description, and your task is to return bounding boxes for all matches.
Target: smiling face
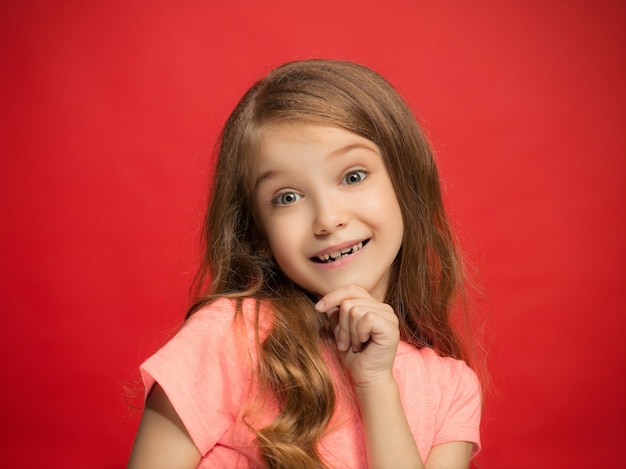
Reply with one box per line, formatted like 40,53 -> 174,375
252,122 -> 404,302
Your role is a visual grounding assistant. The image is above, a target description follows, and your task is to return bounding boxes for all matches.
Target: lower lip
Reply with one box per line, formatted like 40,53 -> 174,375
312,243 -> 367,270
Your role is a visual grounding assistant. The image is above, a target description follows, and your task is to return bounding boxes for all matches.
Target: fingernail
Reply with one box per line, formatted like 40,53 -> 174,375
315,300 -> 324,311
337,340 -> 347,351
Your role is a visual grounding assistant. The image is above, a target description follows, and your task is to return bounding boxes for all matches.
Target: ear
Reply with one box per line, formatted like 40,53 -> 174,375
255,238 -> 273,257
260,246 -> 273,258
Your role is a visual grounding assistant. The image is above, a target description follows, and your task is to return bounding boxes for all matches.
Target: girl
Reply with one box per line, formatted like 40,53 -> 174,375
128,59 -> 482,469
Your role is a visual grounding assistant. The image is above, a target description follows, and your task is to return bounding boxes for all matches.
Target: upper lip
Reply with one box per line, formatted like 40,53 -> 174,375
310,239 -> 366,258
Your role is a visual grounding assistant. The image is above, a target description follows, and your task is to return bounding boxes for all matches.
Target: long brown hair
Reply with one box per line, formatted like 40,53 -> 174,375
189,59 -> 473,468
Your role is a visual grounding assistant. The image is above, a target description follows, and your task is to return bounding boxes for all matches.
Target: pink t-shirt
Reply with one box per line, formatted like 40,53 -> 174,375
141,298 -> 481,468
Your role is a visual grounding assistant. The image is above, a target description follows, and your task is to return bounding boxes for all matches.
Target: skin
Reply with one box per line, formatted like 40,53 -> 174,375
253,123 -> 404,303
127,123 -> 473,469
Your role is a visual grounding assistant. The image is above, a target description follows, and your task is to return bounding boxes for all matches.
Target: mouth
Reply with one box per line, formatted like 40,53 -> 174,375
311,239 -> 370,264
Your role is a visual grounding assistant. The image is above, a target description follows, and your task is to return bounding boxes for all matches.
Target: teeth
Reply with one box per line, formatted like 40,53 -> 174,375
317,241 -> 364,263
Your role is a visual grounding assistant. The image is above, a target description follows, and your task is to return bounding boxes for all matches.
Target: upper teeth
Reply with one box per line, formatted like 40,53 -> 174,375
318,242 -> 363,262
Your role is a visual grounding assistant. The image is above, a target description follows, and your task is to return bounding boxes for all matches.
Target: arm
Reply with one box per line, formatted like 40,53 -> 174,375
425,442 -> 473,469
356,374 -> 474,469
355,375 -> 424,469
127,384 -> 202,469
317,286 -> 423,468
316,286 -> 474,469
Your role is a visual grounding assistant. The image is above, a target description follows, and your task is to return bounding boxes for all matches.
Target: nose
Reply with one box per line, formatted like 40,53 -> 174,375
313,196 -> 348,235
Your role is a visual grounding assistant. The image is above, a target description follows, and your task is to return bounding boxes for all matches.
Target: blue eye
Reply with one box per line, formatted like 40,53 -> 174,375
342,170 -> 368,185
274,192 -> 301,205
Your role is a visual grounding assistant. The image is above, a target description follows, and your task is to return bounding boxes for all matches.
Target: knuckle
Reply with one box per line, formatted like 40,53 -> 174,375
349,305 -> 361,319
339,299 -> 353,313
362,310 -> 375,322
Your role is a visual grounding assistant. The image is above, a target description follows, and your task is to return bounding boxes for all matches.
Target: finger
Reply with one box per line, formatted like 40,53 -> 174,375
314,285 -> 371,313
343,302 -> 379,353
335,300 -> 354,352
349,309 -> 373,353
315,286 -> 396,353
316,289 -> 363,352
322,305 -> 340,331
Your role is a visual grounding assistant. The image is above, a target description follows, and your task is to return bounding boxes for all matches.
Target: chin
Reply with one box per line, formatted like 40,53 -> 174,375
313,281 -> 380,298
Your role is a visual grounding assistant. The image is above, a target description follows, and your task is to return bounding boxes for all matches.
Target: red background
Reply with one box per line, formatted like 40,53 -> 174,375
1,1 -> 624,468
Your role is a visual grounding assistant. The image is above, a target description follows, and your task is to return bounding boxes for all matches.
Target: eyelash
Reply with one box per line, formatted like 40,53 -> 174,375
270,169 -> 370,206
342,169 -> 369,185
272,191 -> 302,206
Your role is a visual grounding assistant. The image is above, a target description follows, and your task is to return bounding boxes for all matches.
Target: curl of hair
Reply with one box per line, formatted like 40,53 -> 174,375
188,59 -> 474,468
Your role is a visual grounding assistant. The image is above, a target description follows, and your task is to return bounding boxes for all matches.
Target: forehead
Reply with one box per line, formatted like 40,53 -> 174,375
253,122 -> 380,175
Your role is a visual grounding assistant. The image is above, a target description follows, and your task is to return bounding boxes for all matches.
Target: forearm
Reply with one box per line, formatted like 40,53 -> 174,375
356,377 -> 424,469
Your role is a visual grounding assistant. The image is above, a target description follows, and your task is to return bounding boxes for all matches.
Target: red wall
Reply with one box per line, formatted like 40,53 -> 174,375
1,1 -> 624,467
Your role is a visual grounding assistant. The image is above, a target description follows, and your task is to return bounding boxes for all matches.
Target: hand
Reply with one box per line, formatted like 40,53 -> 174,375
315,285 -> 400,387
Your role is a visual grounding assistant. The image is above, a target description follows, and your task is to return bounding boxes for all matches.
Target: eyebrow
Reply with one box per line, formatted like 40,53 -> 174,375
254,142 -> 379,190
254,169 -> 282,190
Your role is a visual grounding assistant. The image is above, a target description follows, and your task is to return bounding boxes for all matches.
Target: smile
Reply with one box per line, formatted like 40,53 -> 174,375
312,239 -> 370,263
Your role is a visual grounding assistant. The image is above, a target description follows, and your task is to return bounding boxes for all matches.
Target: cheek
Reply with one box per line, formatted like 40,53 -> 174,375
266,237 -> 303,282
263,218 -> 300,260
366,186 -> 403,223
373,188 -> 404,246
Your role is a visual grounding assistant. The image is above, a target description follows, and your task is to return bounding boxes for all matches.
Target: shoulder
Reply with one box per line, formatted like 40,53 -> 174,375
140,297 -> 275,398
179,297 -> 274,344
186,296 -> 274,328
394,343 -> 482,456
394,342 -> 481,413
396,342 -> 478,386
138,297 -> 276,457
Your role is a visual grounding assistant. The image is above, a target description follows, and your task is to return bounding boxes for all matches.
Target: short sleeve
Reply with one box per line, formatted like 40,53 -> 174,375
434,361 -> 482,455
139,298 -> 265,456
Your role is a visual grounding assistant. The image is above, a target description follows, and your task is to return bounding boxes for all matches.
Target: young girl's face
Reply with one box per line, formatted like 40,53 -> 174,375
253,122 -> 404,302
